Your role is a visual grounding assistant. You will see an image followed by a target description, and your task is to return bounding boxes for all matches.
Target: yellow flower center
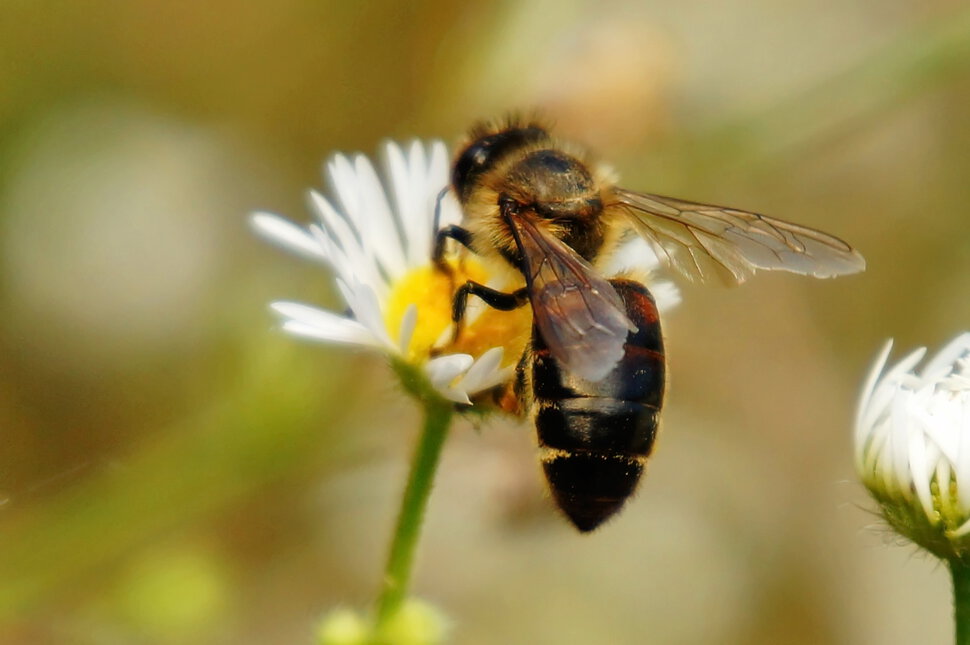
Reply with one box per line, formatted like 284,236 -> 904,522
384,258 -> 532,368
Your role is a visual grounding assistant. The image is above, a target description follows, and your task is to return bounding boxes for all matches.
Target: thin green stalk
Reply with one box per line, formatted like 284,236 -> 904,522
373,396 -> 454,631
953,561 -> 970,645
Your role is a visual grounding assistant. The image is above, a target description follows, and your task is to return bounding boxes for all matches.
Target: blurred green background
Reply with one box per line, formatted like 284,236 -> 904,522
2,2 -> 970,643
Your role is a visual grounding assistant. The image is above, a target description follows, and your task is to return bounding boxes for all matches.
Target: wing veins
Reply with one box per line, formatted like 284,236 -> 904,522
612,188 -> 865,283
506,211 -> 634,381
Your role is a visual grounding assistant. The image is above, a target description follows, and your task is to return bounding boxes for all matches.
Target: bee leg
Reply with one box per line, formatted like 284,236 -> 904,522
431,186 -> 449,245
451,281 -> 529,342
496,350 -> 530,416
432,225 -> 474,276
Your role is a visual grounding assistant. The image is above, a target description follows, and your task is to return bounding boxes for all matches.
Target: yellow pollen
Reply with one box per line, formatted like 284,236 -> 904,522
452,303 -> 532,367
384,258 -> 532,366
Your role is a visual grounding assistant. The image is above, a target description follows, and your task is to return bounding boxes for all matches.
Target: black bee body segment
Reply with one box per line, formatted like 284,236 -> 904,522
531,278 -> 665,532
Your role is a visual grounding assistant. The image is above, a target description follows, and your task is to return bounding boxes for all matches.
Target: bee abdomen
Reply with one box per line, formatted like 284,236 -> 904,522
536,398 -> 659,456
542,451 -> 646,534
530,279 -> 665,532
537,397 -> 659,533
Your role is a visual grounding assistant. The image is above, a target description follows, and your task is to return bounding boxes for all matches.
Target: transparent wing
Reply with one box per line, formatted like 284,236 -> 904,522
506,211 -> 635,382
611,188 -> 866,284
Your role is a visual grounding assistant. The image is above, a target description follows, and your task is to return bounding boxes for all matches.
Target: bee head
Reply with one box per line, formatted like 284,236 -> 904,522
452,121 -> 549,204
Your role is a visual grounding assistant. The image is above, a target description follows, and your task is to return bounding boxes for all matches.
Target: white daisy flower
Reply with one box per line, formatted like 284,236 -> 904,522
855,332 -> 970,558
251,140 -> 521,405
251,139 -> 681,407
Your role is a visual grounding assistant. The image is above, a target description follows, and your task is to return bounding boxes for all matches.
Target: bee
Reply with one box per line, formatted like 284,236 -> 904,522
433,118 -> 865,531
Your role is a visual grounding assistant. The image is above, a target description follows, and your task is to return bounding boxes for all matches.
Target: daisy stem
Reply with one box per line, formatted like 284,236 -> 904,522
952,560 -> 970,645
374,395 -> 454,630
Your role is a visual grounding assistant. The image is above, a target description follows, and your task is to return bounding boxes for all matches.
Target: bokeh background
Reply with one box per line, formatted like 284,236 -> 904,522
3,1 -> 970,643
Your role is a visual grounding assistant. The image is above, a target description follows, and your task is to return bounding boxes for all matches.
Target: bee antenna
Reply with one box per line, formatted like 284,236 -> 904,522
432,185 -> 450,238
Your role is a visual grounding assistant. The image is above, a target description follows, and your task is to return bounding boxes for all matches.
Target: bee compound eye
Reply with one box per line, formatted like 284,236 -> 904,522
452,126 -> 551,202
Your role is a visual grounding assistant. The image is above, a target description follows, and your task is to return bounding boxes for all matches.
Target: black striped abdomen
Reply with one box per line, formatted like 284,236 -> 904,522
531,279 -> 665,532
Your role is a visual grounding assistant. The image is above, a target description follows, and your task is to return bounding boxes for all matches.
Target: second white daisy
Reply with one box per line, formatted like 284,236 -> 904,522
856,332 -> 970,558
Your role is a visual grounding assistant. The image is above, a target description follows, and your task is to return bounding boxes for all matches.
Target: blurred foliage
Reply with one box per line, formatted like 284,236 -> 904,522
2,1 -> 970,644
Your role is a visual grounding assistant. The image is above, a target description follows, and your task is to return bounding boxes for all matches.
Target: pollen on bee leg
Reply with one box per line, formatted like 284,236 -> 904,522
495,380 -> 524,415
452,303 -> 532,370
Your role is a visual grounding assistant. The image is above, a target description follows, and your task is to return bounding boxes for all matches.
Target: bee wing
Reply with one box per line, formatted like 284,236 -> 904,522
506,211 -> 636,382
611,188 -> 866,284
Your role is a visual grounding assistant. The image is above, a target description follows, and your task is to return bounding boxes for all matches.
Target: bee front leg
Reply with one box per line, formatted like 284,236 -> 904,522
451,281 -> 529,343
432,225 -> 474,276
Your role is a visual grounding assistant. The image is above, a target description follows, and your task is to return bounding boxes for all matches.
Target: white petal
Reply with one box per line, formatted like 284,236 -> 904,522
862,419 -> 888,480
459,347 -> 508,394
426,353 -> 476,405
307,191 -> 388,295
907,421 -> 935,520
951,393 -> 970,515
398,304 -> 417,355
382,141 -> 420,258
651,279 -> 682,313
856,341 -> 894,426
923,332 -> 970,383
937,459 -> 954,511
602,236 -> 663,275
406,140 -> 429,201
427,141 -> 450,196
427,354 -> 474,389
439,387 -> 472,404
888,390 -> 913,497
920,398 -> 959,465
352,153 -> 408,278
270,302 -> 379,347
271,300 -> 353,329
250,212 -> 328,264
860,347 -> 927,444
326,154 -> 360,218
308,191 -> 363,261
280,320 -> 380,347
855,340 -> 895,456
413,140 -> 454,261
308,224 -> 388,298
335,279 -> 394,350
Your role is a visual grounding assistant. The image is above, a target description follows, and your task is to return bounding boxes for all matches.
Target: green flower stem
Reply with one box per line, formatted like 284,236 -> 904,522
953,561 -> 970,645
373,388 -> 454,631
